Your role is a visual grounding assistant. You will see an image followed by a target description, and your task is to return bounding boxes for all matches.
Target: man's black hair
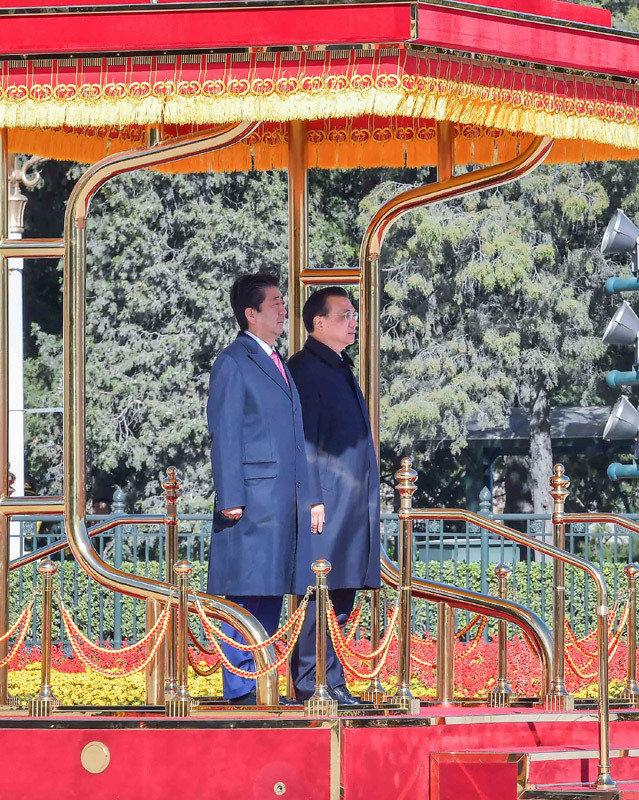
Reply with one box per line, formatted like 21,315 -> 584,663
230,272 -> 280,331
302,286 -> 349,333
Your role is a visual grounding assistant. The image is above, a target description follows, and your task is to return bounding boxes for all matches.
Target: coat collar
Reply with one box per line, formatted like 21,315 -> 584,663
236,332 -> 291,396
303,335 -> 354,368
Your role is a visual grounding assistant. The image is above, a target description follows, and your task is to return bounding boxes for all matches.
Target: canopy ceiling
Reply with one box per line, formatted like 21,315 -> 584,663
2,0 -> 639,170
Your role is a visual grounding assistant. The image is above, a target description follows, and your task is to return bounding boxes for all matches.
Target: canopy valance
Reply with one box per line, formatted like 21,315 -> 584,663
5,47 -> 639,168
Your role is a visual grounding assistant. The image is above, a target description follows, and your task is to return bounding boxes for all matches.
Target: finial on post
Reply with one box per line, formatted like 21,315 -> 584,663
549,464 -> 570,515
163,467 -> 182,520
395,457 -> 418,511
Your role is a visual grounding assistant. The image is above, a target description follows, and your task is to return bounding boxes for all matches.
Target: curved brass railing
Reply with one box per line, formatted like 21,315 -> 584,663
380,549 -> 554,695
358,133 -> 554,447
399,505 -> 613,789
61,122 -> 279,706
9,516 -> 162,571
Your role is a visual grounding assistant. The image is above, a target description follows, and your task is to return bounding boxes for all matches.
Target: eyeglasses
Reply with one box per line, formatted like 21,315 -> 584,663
319,311 -> 359,322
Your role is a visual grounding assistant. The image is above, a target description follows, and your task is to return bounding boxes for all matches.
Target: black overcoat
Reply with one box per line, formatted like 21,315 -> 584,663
288,337 -> 381,592
206,332 -> 321,596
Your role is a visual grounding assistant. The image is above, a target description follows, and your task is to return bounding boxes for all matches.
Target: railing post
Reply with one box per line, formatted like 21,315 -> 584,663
112,486 -> 125,649
361,589 -> 386,702
547,464 -> 574,710
163,466 -> 181,699
30,558 -> 58,717
435,602 -> 455,705
284,594 -> 298,700
165,560 -> 194,717
305,559 -> 338,717
394,457 -> 420,714
478,487 -> 492,600
622,564 -> 639,704
488,564 -> 513,708
145,599 -> 165,705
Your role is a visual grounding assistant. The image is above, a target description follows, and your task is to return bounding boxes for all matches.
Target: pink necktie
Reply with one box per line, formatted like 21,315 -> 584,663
270,351 -> 289,387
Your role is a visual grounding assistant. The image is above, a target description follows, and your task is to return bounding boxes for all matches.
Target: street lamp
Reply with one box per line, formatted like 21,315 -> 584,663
603,396 -> 639,480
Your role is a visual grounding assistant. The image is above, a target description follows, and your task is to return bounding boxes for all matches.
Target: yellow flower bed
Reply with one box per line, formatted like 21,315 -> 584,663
8,662 -> 229,705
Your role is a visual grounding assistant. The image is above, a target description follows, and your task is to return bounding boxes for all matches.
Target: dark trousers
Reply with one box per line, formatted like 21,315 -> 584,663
291,588 -> 356,701
220,595 -> 283,700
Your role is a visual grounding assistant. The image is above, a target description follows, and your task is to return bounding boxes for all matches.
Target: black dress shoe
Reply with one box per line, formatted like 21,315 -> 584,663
329,685 -> 361,706
231,688 -> 257,706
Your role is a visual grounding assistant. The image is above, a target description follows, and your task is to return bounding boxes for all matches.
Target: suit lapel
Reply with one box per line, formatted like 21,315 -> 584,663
247,349 -> 292,397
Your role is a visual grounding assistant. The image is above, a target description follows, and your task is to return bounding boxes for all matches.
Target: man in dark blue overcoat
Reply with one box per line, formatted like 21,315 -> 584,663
288,287 -> 380,705
206,272 -> 323,704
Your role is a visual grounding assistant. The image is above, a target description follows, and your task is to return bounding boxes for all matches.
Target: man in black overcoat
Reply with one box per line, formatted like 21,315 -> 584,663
288,287 -> 380,705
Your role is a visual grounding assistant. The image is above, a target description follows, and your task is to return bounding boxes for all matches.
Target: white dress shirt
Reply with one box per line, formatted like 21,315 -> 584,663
245,330 -> 275,356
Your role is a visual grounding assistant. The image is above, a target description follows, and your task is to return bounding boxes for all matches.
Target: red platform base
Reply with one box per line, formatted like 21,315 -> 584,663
2,706 -> 639,799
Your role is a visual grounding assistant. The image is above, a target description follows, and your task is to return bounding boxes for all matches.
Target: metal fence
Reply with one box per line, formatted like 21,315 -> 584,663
10,487 -> 639,647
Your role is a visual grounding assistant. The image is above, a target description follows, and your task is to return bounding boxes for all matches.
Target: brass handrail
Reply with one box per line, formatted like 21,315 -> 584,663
61,122 -> 279,706
401,507 -> 614,790
379,549 -> 553,695
9,515 -> 164,571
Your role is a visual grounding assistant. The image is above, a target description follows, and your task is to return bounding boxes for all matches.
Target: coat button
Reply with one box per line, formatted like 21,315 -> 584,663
297,445 -> 301,452
296,481 -> 301,488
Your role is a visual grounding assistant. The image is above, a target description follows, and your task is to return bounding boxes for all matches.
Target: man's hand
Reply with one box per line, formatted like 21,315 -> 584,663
221,507 -> 243,521
311,503 -> 325,535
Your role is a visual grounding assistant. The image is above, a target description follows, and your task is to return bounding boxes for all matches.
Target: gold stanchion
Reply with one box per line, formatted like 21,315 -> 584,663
284,594 -> 298,701
488,564 -> 513,708
546,464 -> 574,711
30,559 -> 58,717
621,564 -> 639,704
393,457 -> 420,714
145,599 -> 165,705
361,589 -> 387,702
435,602 -> 455,705
165,560 -> 194,717
163,466 -> 181,700
305,560 -> 338,717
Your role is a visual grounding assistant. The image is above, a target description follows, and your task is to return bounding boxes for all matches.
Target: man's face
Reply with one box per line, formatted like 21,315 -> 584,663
312,294 -> 357,353
245,285 -> 287,345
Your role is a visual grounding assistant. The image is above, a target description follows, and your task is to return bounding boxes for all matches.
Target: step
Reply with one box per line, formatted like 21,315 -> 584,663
528,747 -> 639,786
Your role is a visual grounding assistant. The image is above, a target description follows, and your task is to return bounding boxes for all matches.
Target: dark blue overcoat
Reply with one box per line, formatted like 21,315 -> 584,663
288,337 -> 381,593
206,333 -> 320,597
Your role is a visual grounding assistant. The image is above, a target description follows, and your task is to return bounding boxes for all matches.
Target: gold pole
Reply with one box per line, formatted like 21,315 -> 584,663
547,464 -> 574,710
284,593 -> 298,700
288,119 -> 308,357
435,602 -> 455,705
163,466 -> 181,699
436,120 -> 455,183
305,559 -> 338,717
145,599 -> 165,705
30,558 -> 58,717
621,564 -> 639,704
0,128 -> 9,706
489,564 -> 513,707
165,560 -> 194,717
361,589 -> 386,702
394,457 -> 420,714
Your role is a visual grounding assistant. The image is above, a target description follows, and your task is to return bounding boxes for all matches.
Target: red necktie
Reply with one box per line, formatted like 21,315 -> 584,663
270,351 -> 289,387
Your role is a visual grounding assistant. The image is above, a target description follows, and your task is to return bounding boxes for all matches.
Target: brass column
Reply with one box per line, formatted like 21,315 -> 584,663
0,129 -> 8,706
361,589 -> 386,702
489,564 -> 513,707
547,465 -> 574,710
394,457 -> 420,714
165,560 -> 194,717
622,564 -> 639,704
30,559 -> 58,717
435,602 -> 455,705
305,559 -> 338,717
145,599 -> 165,705
163,466 -> 181,698
288,119 -> 308,356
